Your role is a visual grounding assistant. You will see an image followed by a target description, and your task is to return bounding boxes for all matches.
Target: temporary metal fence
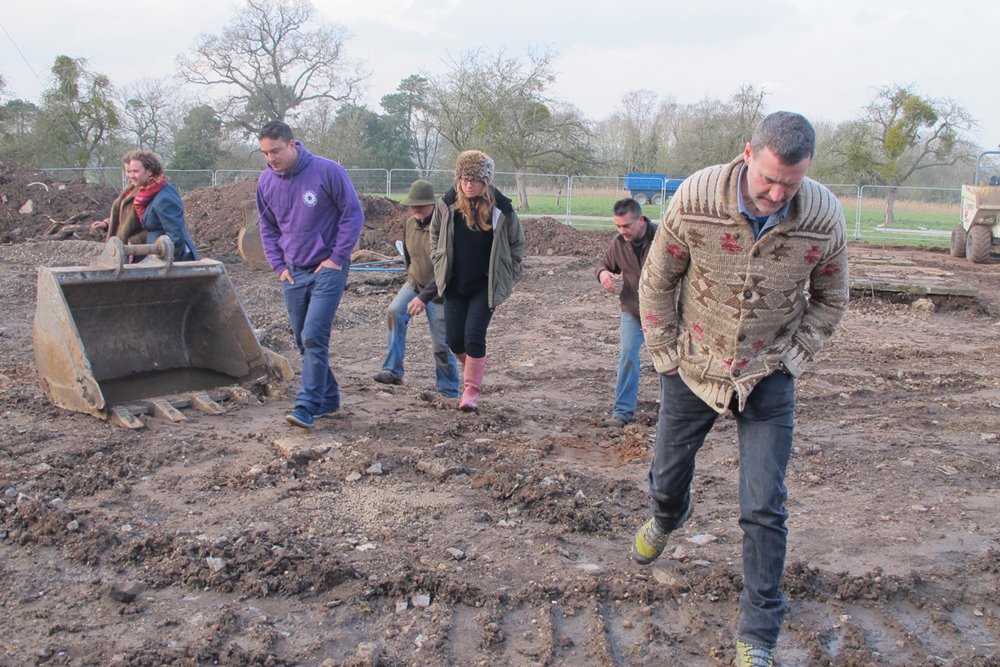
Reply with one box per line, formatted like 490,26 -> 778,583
163,169 -> 214,191
568,175 -> 665,229
36,166 -> 963,250
39,167 -> 123,190
389,169 -> 571,221
215,170 -> 260,186
852,185 -> 960,250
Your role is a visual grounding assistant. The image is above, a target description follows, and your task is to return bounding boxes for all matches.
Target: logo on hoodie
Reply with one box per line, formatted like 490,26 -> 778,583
302,190 -> 318,207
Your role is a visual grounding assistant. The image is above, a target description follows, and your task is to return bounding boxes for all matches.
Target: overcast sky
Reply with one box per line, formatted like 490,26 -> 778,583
2,0 -> 998,161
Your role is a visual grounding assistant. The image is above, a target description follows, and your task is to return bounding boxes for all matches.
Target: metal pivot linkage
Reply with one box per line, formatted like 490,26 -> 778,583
97,236 -> 175,276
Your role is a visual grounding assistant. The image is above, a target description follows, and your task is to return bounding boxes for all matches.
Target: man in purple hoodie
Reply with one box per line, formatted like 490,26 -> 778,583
256,121 -> 365,428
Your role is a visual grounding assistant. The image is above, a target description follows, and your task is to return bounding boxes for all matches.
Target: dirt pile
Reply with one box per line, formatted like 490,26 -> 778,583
182,183 -> 613,262
182,182 -> 411,257
0,161 -> 117,244
182,178 -> 258,256
523,216 -> 612,258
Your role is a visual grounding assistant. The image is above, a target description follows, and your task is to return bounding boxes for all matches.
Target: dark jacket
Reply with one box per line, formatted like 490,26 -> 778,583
429,186 -> 525,309
595,216 -> 657,319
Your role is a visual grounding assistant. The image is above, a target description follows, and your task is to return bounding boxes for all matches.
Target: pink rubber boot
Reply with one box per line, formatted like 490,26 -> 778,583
459,356 -> 486,411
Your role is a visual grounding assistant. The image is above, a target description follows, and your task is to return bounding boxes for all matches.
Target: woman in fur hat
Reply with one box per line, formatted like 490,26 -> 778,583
429,150 -> 525,411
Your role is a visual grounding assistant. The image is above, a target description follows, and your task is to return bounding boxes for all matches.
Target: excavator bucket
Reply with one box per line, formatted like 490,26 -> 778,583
33,237 -> 277,425
237,199 -> 271,271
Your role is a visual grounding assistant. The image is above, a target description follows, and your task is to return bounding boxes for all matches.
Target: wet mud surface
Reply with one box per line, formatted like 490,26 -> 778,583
1,179 -> 999,665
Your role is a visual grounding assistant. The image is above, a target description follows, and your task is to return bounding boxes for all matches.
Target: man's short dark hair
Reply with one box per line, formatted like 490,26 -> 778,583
259,120 -> 294,142
613,197 -> 643,220
750,111 -> 815,164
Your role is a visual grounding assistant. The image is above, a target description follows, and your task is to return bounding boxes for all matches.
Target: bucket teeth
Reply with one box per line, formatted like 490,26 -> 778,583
109,405 -> 143,430
191,393 -> 226,414
151,398 -> 186,422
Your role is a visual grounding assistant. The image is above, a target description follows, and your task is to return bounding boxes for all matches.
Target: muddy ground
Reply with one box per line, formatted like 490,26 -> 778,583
1,170 -> 999,666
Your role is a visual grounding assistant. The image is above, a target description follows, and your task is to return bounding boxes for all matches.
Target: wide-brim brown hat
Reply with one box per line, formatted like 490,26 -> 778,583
400,179 -> 437,206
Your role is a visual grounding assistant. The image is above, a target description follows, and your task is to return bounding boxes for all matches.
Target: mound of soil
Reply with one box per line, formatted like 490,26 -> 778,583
0,161 -> 117,244
523,216 -> 612,258
181,182 -> 614,263
183,178 -> 258,256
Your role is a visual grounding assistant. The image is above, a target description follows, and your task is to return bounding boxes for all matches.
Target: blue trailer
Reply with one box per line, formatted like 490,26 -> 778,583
623,173 -> 684,205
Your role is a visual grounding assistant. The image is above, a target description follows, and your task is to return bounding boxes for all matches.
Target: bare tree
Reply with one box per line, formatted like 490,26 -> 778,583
177,0 -> 367,135
427,48 -> 593,210
667,84 -> 768,175
118,77 -> 186,158
594,90 -> 677,175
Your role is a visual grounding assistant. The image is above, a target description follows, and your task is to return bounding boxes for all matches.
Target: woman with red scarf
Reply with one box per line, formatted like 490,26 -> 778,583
91,150 -> 199,261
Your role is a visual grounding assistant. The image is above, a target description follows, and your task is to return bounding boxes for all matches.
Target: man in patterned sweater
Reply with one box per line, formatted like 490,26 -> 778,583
633,111 -> 849,666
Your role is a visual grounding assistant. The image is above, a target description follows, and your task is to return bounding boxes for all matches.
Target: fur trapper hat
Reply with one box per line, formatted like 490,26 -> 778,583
455,150 -> 494,183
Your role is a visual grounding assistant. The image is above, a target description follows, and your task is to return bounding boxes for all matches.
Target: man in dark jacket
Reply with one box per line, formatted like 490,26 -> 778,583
256,121 -> 364,429
373,180 -> 460,396
596,198 -> 658,427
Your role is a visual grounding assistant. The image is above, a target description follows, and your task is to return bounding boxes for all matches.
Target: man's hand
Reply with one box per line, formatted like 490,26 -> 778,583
279,269 -> 294,284
316,259 -> 342,271
406,297 -> 425,316
598,270 -> 619,294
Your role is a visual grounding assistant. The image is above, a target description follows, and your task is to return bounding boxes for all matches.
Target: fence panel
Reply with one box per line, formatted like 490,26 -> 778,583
345,169 -> 389,196
40,167 -> 123,190
853,185 -> 960,249
568,176 -> 664,229
492,172 -> 570,220
820,184 -> 861,240
388,170 -> 570,220
164,169 -> 214,192
389,169 -> 455,200
215,170 -> 260,186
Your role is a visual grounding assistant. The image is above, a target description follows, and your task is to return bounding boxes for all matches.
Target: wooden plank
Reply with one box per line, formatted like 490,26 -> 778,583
849,277 -> 979,298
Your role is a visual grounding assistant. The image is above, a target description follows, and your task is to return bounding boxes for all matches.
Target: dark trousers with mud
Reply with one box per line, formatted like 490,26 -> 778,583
648,370 -> 795,649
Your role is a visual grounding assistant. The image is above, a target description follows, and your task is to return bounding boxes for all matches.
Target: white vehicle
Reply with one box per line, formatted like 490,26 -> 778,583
951,150 -> 1000,263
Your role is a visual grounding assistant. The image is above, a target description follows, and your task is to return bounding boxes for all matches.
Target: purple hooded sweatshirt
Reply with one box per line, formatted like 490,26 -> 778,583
256,142 -> 364,275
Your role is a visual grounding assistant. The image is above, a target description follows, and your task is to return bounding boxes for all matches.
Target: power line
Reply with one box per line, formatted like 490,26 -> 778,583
0,20 -> 48,91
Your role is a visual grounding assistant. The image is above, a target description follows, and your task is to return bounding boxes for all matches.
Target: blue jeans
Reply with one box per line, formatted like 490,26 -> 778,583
381,284 -> 460,397
281,264 -> 349,415
444,285 -> 493,359
649,371 -> 795,649
613,312 -> 644,422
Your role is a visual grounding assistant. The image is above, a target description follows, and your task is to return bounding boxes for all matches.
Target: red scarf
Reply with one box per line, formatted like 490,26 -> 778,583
132,174 -> 168,222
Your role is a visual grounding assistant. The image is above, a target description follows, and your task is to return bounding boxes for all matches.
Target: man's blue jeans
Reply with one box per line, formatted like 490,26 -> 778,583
381,283 -> 460,397
614,312 -> 645,422
649,370 -> 795,649
281,264 -> 349,415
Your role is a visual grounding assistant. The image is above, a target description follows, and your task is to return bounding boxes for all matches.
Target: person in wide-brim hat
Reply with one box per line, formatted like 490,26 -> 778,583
399,179 -> 438,206
427,150 -> 526,412
372,179 -> 461,397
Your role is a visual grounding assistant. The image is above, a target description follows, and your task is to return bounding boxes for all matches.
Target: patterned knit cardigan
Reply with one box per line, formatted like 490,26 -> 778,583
638,156 -> 849,413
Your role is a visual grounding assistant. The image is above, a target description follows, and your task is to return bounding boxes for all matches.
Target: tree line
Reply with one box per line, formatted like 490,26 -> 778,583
0,0 -> 987,221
